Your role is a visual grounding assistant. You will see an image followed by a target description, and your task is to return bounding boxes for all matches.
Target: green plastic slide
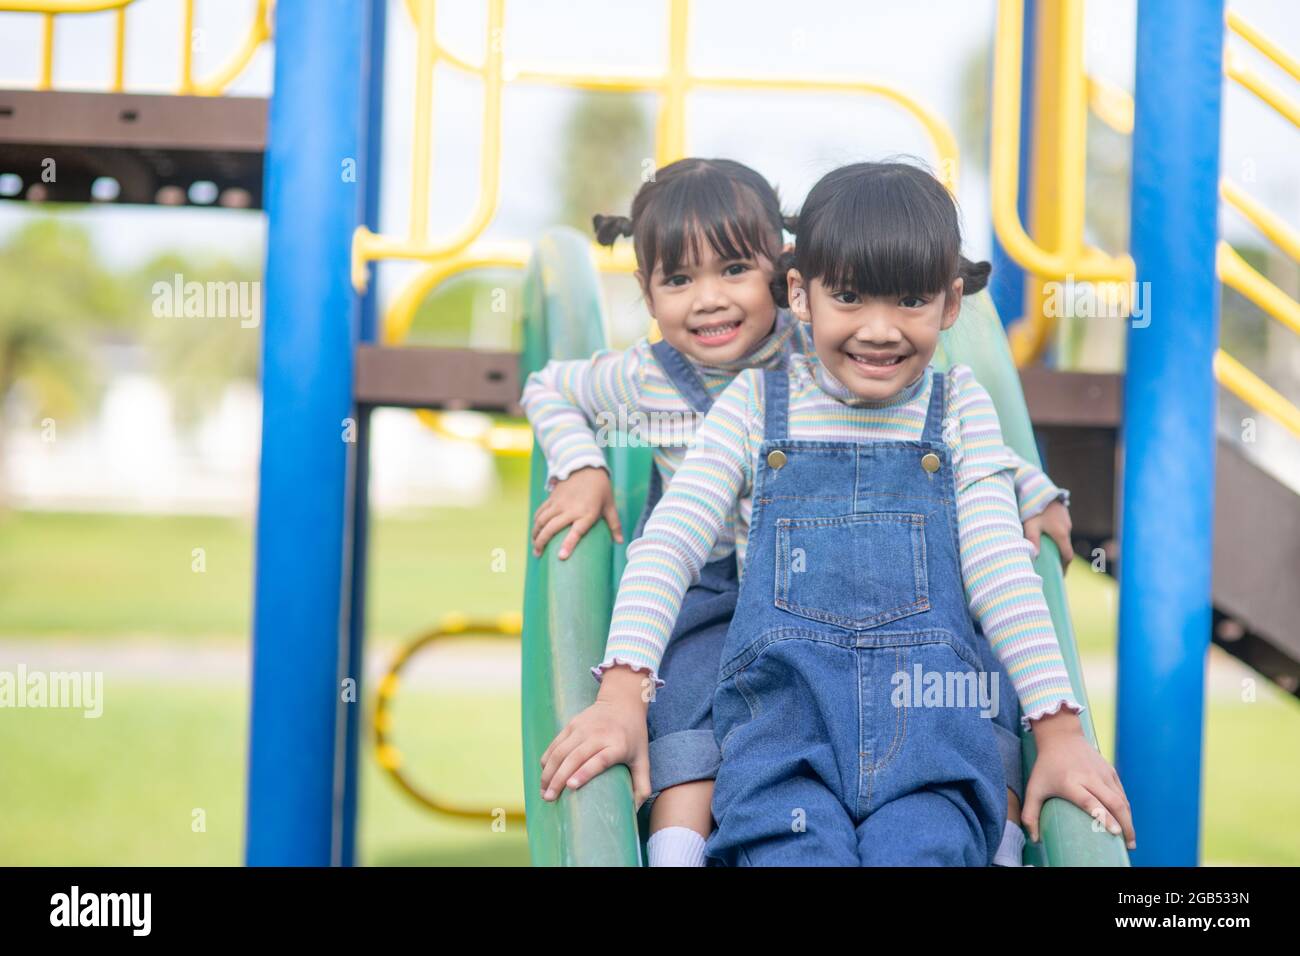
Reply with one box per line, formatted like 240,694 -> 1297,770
519,227 -> 1129,866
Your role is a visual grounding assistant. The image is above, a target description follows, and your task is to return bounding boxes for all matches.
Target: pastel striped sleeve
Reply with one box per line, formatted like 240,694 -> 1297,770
1007,451 -> 1071,523
948,366 -> 1084,731
519,343 -> 647,487
593,369 -> 758,686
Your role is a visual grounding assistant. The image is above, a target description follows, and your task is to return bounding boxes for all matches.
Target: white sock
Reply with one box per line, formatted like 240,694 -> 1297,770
647,826 -> 708,867
993,821 -> 1026,866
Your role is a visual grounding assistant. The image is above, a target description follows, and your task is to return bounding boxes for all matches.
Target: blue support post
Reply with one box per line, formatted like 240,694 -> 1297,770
989,0 -> 1036,329
1118,0 -> 1224,866
246,0 -> 373,866
339,0 -> 388,868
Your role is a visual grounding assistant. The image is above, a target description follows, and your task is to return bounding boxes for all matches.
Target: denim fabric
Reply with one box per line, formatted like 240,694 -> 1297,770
706,366 -> 1007,866
974,619 -> 1024,804
633,339 -> 739,811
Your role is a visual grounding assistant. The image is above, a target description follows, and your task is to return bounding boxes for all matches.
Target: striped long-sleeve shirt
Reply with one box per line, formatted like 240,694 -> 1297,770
597,354 -> 1083,730
521,312 -> 1068,563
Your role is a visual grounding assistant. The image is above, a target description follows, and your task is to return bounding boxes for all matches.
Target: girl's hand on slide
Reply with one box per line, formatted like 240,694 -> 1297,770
531,466 -> 625,560
1023,500 -> 1074,572
1021,710 -> 1136,850
539,666 -> 652,806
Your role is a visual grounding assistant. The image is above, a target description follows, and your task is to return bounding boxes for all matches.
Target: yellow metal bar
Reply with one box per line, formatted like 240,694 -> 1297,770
380,241 -> 634,345
1227,9 -> 1300,83
1055,0 -> 1086,270
409,0 -> 436,244
383,243 -> 533,344
191,0 -> 273,97
354,0 -> 508,292
373,615 -> 526,822
1222,180 -> 1300,263
111,5 -> 126,91
1022,0 -> 1066,363
1214,349 -> 1300,440
990,0 -> 1134,286
3,0 -> 268,95
378,239 -> 631,451
2,0 -> 131,10
1217,241 -> 1300,338
658,0 -> 689,166
1086,74 -> 1133,134
357,2 -> 965,289
178,0 -> 194,94
39,13 -> 54,89
1225,49 -> 1300,128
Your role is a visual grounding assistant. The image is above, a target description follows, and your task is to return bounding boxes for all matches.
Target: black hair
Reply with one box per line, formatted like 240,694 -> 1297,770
781,159 -> 990,304
591,158 -> 787,287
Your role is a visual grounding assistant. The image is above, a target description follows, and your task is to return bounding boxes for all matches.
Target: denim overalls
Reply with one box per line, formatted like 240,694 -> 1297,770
706,365 -> 1008,866
634,338 -> 740,811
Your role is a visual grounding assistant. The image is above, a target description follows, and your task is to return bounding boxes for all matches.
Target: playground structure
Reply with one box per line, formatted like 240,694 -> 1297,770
0,0 -> 1297,866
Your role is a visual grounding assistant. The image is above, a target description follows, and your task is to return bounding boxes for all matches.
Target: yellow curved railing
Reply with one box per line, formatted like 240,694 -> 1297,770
991,1 -> 1300,441
374,611 -> 527,822
0,0 -> 272,95
1217,13 -> 1300,439
364,0 -> 968,451
354,0 -> 963,297
990,0 -> 1135,366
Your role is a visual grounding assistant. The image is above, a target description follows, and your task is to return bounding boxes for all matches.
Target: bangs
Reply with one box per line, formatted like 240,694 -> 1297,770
796,162 -> 960,297
637,172 -> 781,277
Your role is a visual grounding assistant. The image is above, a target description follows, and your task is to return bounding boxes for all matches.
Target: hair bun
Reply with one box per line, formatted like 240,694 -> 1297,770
592,213 -> 634,246
782,213 -> 799,234
958,255 -> 992,295
769,248 -> 797,308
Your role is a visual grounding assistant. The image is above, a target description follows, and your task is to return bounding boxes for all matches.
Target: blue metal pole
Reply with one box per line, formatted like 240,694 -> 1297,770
246,0 -> 370,866
339,0 -> 388,868
989,0 -> 1036,329
1117,0 -> 1223,867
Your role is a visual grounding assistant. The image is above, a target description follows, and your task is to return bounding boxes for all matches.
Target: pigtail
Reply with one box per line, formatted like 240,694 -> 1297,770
957,255 -> 991,295
592,213 -> 634,247
782,213 -> 799,234
769,247 -> 797,308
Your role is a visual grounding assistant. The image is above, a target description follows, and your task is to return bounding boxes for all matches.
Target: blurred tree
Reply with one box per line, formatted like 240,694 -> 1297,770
124,251 -> 261,428
0,217 -> 123,511
553,91 -> 654,233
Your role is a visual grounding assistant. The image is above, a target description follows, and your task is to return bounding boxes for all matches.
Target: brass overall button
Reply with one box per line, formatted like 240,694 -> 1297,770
921,452 -> 941,473
767,449 -> 787,469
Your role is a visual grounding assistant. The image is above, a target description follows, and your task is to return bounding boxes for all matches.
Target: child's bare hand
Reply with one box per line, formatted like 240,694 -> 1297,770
1023,500 -> 1073,572
539,666 -> 652,805
531,466 -> 624,559
1022,710 -> 1135,850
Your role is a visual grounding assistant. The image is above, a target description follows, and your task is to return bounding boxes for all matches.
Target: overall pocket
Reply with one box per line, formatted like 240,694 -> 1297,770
774,512 -> 929,630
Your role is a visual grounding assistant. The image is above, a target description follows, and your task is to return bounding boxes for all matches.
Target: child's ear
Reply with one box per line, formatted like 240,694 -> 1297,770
787,268 -> 811,322
940,277 -> 964,329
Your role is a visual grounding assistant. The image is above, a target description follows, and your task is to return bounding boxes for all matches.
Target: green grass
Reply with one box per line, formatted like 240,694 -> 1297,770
2,668 -> 1294,865
0,681 -> 528,866
1,507 -> 1297,865
0,493 -> 529,641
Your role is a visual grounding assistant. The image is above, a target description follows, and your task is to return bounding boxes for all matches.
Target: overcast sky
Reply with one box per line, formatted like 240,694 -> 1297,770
1,0 -> 1298,318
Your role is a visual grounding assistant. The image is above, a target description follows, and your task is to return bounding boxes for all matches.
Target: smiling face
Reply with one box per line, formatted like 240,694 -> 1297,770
638,229 -> 779,364
788,268 -> 962,401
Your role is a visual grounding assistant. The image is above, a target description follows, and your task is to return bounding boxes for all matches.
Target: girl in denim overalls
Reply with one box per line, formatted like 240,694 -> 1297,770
720,161 -> 1136,863
533,158 -> 1092,868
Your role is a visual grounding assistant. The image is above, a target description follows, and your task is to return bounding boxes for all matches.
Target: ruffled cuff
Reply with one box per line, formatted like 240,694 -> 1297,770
1019,486 -> 1072,523
1020,697 -> 1086,734
591,657 -> 665,689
